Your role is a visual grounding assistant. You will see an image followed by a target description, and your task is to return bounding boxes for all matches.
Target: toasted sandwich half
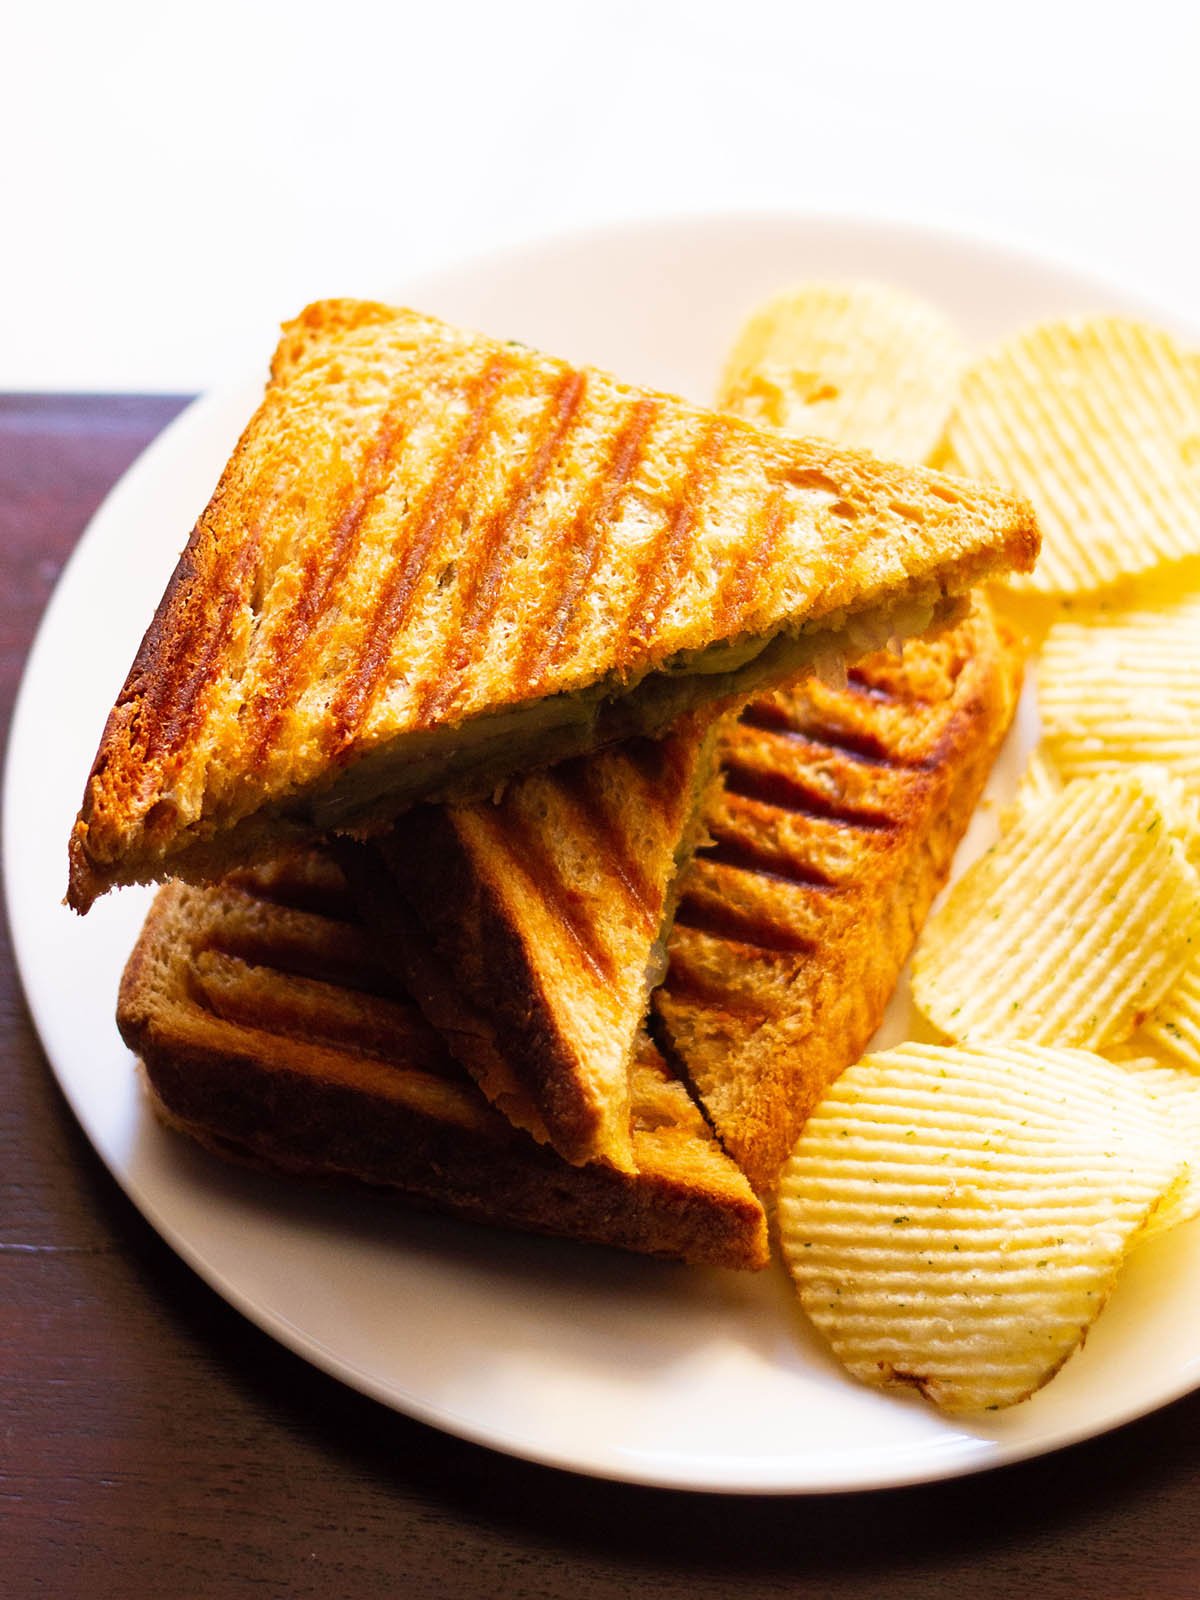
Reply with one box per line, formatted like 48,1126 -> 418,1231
69,299 -> 1037,911
345,708 -> 725,1173
116,851 -> 768,1270
653,599 -> 1022,1196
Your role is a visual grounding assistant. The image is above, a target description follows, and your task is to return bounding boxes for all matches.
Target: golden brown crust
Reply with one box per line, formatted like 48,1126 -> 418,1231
337,827 -> 560,1146
354,712 -> 724,1172
652,600 -> 1024,1196
117,853 -> 768,1271
70,299 -> 1037,911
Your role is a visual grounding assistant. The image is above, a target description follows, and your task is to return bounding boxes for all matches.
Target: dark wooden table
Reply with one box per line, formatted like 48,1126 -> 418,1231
3,395 -> 1200,1600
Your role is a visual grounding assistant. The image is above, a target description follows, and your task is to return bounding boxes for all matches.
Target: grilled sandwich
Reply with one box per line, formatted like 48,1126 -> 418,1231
69,299 -> 1037,911
653,599 -> 1023,1195
345,708 -> 725,1172
116,851 -> 769,1270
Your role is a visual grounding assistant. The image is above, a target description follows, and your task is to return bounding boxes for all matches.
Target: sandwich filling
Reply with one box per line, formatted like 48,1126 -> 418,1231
306,590 -> 952,836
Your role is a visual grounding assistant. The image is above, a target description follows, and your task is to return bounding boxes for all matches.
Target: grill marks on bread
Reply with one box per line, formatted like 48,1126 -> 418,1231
720,756 -> 897,832
706,484 -> 792,642
117,853 -> 769,1269
111,492 -> 272,839
739,700 -> 926,769
699,826 -> 836,890
242,403 -> 412,769
472,798 -> 624,991
666,715 -> 894,959
70,301 -> 1037,910
324,355 -> 515,748
549,755 -> 662,930
521,395 -> 659,687
653,604 -> 1023,1195
672,886 -> 819,956
622,416 -> 734,649
183,861 -> 453,1072
191,949 -> 440,1069
415,368 -> 589,723
366,711 -> 724,1172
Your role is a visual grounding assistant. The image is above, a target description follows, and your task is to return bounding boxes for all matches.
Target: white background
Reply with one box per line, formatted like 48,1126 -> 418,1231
6,0 -> 1200,391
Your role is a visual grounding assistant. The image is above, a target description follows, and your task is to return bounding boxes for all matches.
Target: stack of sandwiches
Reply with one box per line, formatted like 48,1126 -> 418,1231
70,299 -> 1036,1269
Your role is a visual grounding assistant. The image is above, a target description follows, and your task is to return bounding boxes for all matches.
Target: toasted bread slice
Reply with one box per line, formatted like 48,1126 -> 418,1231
69,299 -> 1037,911
346,709 -> 724,1172
652,600 -> 1023,1195
117,851 -> 768,1270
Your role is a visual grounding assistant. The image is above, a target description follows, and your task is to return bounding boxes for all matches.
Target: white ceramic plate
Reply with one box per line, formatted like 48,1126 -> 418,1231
8,214 -> 1200,1495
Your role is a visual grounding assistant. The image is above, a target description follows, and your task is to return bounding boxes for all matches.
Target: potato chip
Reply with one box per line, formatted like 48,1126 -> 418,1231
1140,958 -> 1200,1073
719,281 -> 964,462
1001,747 -> 1064,831
777,1041 -> 1186,1413
1174,800 -> 1200,873
1107,1054 -> 1200,1234
912,772 -> 1200,1049
1104,789 -> 1200,1073
1039,599 -> 1200,807
945,316 -> 1200,596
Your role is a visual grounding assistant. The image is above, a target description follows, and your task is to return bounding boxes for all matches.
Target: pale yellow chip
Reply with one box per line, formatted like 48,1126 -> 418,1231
1000,747 -> 1064,832
1135,767 -> 1200,872
1039,598 -> 1200,810
945,316 -> 1200,597
912,772 -> 1200,1050
1138,957 -> 1200,1073
777,1041 -> 1186,1413
1106,976 -> 1200,1074
1107,1054 -> 1200,1235
719,281 -> 964,462
1175,800 -> 1200,873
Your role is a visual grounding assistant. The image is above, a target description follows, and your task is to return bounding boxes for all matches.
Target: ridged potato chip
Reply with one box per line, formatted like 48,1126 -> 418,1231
1140,960 -> 1200,1073
1039,599 -> 1200,806
777,1042 -> 1187,1413
719,281 -> 964,462
1108,1054 -> 1200,1235
1173,801 -> 1200,873
1001,747 -> 1064,831
945,316 -> 1200,597
912,772 -> 1200,1049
